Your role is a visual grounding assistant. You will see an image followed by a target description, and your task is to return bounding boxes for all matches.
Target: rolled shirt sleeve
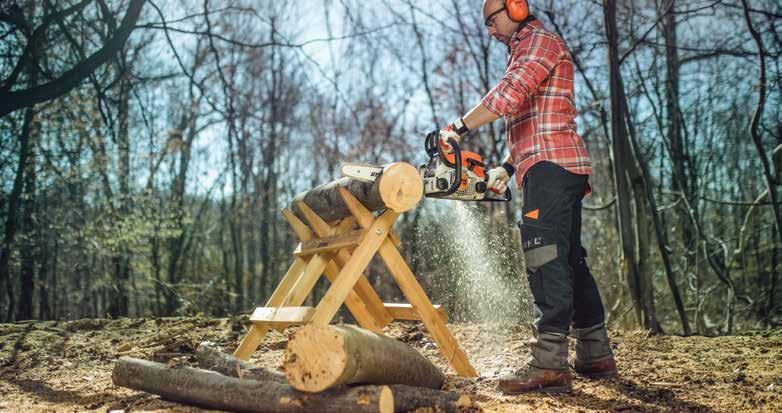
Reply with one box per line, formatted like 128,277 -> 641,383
482,30 -> 563,117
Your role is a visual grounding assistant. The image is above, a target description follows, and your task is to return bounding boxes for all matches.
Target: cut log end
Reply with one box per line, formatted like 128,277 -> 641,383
379,386 -> 393,413
285,324 -> 445,393
284,325 -> 349,393
290,161 -> 422,222
378,162 -> 423,213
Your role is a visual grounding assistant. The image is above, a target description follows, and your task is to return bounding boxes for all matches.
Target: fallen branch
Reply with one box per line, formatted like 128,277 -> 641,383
195,342 -> 285,383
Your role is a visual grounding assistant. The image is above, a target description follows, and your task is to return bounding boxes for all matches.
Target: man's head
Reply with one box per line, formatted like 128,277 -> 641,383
482,0 -> 529,45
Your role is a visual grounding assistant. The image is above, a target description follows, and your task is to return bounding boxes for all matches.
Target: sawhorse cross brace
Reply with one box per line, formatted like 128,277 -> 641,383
233,187 -> 477,377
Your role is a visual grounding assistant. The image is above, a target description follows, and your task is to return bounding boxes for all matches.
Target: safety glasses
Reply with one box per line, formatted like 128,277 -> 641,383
484,6 -> 507,28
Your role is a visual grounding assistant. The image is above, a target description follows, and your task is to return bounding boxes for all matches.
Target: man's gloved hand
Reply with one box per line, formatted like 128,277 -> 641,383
438,117 -> 470,152
487,162 -> 515,193
439,127 -> 461,152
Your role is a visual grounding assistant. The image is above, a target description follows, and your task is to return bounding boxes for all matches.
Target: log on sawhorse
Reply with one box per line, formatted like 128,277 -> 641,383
233,163 -> 477,377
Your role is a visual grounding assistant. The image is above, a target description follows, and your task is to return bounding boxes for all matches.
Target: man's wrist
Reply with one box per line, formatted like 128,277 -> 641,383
501,162 -> 515,177
450,117 -> 470,137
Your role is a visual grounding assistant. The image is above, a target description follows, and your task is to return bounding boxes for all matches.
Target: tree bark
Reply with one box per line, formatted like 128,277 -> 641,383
284,324 -> 444,393
291,162 -> 422,222
195,342 -> 285,383
388,384 -> 471,413
112,357 -> 393,413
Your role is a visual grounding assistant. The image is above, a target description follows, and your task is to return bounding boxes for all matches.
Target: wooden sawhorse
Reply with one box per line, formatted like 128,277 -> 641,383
233,187 -> 477,377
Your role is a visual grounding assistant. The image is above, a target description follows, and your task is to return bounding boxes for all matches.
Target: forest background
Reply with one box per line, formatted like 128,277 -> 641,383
1,0 -> 780,337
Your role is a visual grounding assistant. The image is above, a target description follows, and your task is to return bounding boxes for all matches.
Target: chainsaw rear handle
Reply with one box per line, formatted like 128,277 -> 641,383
440,137 -> 462,195
425,130 -> 463,195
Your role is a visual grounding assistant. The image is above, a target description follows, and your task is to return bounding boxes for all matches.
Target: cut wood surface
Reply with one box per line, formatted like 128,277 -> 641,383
284,324 -> 445,393
112,356 -> 393,413
291,162 -> 422,222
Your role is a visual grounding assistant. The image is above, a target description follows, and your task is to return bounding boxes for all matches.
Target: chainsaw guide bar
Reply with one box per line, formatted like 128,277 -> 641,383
340,163 -> 385,182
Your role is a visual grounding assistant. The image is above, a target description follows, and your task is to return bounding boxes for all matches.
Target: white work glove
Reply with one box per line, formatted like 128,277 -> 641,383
438,117 -> 470,152
487,162 -> 515,194
438,128 -> 461,152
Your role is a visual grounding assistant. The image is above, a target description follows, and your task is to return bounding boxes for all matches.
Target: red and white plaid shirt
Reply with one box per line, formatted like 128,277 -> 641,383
482,19 -> 591,190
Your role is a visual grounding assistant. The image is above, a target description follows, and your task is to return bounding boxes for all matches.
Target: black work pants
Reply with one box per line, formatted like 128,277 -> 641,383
519,161 -> 606,336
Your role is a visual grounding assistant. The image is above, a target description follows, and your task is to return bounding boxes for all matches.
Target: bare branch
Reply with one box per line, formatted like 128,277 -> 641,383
0,0 -> 145,117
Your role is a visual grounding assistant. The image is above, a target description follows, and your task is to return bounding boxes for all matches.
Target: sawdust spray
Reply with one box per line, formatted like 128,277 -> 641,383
408,201 -> 534,373
409,201 -> 532,322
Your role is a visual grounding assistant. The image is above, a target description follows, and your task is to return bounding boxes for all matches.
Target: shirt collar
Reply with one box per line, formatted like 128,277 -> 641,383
510,15 -> 540,43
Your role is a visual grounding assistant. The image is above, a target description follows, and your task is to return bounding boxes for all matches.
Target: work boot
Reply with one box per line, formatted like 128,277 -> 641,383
498,331 -> 572,394
570,323 -> 618,378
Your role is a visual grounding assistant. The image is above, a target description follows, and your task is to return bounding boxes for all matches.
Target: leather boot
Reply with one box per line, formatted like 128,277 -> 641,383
570,323 -> 618,378
498,331 -> 572,394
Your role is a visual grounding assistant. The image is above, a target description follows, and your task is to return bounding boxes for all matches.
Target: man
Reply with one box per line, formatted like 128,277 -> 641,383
435,0 -> 617,394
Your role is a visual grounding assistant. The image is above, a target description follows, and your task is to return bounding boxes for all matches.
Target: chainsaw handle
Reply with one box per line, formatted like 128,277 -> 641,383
439,137 -> 462,195
424,129 -> 462,195
424,130 -> 439,157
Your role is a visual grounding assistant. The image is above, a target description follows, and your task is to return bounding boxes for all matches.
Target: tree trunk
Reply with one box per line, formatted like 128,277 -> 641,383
17,129 -> 37,321
741,0 -> 782,314
109,76 -> 132,318
36,212 -> 49,320
768,226 -> 778,327
619,84 -> 685,334
1,106 -> 35,322
50,238 -> 58,319
284,324 -> 444,393
231,212 -> 245,311
662,1 -> 695,335
291,163 -> 423,222
603,0 -> 645,329
112,357 -> 393,413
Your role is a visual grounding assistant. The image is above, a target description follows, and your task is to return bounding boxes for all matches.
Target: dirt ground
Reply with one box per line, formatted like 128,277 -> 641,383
0,317 -> 780,412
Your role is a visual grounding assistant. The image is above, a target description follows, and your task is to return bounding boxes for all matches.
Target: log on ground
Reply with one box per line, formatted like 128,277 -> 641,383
193,347 -> 472,413
112,356 -> 393,413
284,324 -> 445,392
389,384 -> 474,413
291,162 -> 422,222
195,342 -> 285,383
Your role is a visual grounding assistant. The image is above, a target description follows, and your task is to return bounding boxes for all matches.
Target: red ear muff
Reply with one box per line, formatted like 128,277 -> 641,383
506,0 -> 529,22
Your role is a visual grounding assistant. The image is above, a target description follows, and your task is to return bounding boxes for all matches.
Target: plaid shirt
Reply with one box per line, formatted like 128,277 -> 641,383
482,19 -> 591,190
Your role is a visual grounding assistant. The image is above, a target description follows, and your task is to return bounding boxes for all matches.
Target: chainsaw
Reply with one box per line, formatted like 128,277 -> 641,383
340,132 -> 511,202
